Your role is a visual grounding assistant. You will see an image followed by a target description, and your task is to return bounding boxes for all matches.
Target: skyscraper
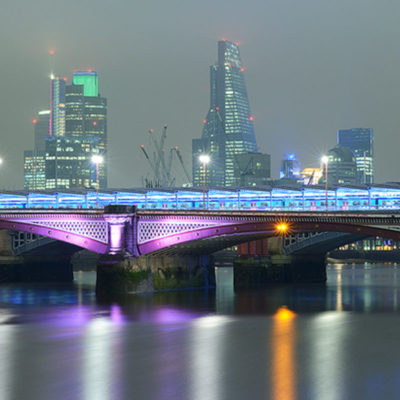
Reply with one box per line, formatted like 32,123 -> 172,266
50,77 -> 66,137
337,128 -> 374,185
193,40 -> 258,187
45,70 -> 107,189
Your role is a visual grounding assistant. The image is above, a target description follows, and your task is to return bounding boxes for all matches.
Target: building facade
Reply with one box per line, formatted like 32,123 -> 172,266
322,145 -> 357,186
192,40 -> 258,188
337,128 -> 374,185
24,150 -> 46,190
45,136 -> 101,190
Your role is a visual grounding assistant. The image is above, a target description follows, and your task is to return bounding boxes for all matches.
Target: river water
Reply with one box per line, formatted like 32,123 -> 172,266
1,263 -> 400,399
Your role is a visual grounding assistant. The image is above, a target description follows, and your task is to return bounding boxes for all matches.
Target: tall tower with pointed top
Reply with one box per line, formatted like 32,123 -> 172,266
193,40 -> 258,187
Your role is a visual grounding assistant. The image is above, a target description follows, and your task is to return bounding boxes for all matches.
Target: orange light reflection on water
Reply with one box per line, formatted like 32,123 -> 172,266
271,306 -> 296,400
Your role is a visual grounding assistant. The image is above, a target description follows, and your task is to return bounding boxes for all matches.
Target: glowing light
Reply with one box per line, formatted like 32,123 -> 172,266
240,67 -> 245,72
274,306 -> 296,321
203,119 -> 207,124
276,223 -> 288,233
49,50 -> 55,55
63,77 -> 68,81
249,116 -> 254,121
32,119 -> 37,124
149,129 -> 154,133
321,155 -> 329,164
222,37 -> 227,42
87,69 -> 92,73
215,106 -> 219,111
199,154 -> 211,164
92,121 -> 97,126
140,144 -> 145,148
91,155 -> 104,164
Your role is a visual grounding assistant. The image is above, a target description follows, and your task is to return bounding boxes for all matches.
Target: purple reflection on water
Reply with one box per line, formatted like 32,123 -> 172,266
110,304 -> 124,325
153,307 -> 201,324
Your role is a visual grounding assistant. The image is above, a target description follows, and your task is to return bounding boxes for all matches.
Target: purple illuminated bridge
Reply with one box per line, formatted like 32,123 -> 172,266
1,206 -> 400,257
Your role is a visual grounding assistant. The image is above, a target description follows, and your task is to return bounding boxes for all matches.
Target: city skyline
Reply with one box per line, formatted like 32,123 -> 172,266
2,1 -> 400,189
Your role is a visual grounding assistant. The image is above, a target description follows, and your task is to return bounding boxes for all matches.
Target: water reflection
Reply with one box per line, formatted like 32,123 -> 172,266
2,265 -> 400,398
271,307 -> 296,400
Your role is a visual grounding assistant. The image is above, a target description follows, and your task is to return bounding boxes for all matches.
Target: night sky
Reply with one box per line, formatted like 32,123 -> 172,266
1,0 -> 400,189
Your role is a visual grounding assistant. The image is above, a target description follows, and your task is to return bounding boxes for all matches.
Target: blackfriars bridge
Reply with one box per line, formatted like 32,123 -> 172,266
2,185 -> 400,293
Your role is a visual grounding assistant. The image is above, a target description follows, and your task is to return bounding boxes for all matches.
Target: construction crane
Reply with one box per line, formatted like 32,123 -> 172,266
140,125 -> 191,187
173,146 -> 191,183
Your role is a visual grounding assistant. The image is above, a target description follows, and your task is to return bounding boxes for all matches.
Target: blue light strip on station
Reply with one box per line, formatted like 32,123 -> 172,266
1,186 -> 400,211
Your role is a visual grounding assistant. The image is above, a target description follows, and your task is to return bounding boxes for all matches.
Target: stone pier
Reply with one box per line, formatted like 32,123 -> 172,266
234,236 -> 327,289
96,254 -> 215,297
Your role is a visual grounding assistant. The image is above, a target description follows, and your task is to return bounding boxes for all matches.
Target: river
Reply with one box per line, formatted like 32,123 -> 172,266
1,263 -> 400,399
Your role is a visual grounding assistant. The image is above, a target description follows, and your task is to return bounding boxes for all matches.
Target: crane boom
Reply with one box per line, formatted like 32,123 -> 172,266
174,147 -> 191,183
140,145 -> 157,174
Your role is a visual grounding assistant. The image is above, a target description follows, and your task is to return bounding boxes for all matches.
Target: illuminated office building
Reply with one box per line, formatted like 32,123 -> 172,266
337,128 -> 374,185
193,40 -> 258,187
45,136 -> 101,190
24,150 -> 46,190
322,145 -> 357,186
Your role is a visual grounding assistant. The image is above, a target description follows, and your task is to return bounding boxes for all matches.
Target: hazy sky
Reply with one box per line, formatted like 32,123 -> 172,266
1,0 -> 400,189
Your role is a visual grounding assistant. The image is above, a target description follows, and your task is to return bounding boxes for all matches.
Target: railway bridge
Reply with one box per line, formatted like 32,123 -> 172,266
1,206 -> 400,293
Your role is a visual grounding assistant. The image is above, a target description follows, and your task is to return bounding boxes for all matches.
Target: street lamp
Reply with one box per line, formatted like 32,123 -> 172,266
199,154 -> 210,209
321,155 -> 329,212
91,154 -> 104,208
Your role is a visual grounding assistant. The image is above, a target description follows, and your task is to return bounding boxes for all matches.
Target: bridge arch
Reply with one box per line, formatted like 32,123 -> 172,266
137,219 -> 400,256
0,217 -> 108,254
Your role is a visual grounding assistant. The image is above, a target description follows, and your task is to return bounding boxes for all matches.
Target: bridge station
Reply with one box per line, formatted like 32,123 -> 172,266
1,184 -> 400,211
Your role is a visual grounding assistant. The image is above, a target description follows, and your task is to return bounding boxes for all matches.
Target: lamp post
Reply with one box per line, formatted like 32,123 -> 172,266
91,154 -> 104,208
198,154 -> 210,209
321,155 -> 329,212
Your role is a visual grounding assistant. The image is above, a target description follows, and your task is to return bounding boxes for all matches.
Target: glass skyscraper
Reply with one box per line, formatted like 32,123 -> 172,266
337,128 -> 374,185
193,40 -> 258,187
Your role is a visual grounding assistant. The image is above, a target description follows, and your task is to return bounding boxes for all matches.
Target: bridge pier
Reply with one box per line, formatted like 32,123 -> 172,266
234,236 -> 327,289
234,253 -> 327,289
96,254 -> 215,297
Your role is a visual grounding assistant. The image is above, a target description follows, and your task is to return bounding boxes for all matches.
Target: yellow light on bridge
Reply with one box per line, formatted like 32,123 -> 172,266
276,223 -> 288,233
